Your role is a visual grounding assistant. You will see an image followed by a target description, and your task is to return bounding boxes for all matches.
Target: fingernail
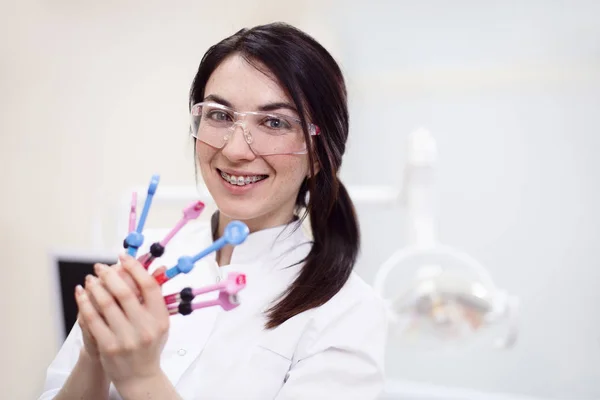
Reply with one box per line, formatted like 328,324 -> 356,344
121,256 -> 136,269
75,285 -> 83,295
94,263 -> 108,274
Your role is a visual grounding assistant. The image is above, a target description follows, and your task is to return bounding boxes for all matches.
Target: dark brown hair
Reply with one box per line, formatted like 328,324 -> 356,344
189,22 -> 359,329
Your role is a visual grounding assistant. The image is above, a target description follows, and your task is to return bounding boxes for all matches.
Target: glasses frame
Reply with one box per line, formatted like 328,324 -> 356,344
190,101 -> 320,156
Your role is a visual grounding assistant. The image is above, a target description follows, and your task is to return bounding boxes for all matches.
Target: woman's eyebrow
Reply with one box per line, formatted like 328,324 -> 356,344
202,95 -> 297,114
203,94 -> 233,108
258,102 -> 298,113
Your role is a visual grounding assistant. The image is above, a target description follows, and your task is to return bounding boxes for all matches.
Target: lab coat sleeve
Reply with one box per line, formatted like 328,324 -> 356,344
37,318 -> 86,399
275,292 -> 388,400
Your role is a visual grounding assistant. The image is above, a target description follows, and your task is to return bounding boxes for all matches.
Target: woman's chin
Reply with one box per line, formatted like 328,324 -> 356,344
215,202 -> 261,223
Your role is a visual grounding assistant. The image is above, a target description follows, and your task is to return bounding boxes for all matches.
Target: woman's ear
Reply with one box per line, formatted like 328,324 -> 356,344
308,156 -> 320,178
307,141 -> 321,178
311,160 -> 321,177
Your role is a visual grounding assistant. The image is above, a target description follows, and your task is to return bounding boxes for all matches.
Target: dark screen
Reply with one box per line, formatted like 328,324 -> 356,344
57,257 -> 116,340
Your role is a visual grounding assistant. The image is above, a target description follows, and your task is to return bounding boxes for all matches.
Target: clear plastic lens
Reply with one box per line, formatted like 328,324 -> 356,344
190,102 -> 313,155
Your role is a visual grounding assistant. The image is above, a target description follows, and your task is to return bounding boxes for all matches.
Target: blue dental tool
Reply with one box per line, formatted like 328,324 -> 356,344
123,174 -> 160,257
153,220 -> 249,284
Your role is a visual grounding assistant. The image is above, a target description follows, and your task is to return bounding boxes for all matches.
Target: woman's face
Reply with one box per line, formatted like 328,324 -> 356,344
195,54 -> 311,231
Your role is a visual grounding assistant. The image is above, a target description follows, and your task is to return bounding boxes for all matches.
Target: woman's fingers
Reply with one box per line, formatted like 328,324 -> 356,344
120,254 -> 168,317
95,262 -> 141,298
85,274 -> 135,339
94,263 -> 144,321
75,284 -> 117,350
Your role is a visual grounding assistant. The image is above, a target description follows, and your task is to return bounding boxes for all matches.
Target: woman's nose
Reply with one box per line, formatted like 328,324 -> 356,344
221,122 -> 256,161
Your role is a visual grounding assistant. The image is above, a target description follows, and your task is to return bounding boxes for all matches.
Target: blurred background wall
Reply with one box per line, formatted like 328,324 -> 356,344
1,0 -> 599,399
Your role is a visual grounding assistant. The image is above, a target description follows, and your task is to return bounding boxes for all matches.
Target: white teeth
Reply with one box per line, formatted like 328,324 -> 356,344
220,170 -> 266,186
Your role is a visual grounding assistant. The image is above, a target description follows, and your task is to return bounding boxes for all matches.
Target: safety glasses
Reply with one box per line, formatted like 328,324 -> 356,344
190,101 -> 320,156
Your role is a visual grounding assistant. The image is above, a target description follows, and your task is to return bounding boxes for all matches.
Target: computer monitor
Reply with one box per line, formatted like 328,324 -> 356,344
50,251 -> 117,343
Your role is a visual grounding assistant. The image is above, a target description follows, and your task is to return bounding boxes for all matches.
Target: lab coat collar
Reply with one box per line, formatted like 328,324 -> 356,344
210,211 -> 311,267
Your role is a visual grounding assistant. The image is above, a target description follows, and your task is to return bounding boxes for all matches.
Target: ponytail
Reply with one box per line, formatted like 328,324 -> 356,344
265,176 -> 360,329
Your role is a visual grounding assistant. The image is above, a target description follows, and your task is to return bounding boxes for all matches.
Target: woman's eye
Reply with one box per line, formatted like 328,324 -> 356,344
265,118 -> 291,129
208,111 -> 231,121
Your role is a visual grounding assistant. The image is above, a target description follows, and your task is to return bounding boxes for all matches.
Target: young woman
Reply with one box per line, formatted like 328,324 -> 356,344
40,22 -> 388,400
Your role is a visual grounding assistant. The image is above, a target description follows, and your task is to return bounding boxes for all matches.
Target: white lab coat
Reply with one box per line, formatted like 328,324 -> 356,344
39,218 -> 388,399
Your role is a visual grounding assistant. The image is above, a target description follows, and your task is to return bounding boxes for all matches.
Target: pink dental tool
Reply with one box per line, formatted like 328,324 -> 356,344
164,272 -> 247,316
138,200 -> 206,269
129,192 -> 137,233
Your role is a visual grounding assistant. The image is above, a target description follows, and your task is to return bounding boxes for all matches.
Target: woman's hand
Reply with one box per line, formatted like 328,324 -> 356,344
77,309 -> 101,360
75,254 -> 170,391
77,259 -> 148,362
